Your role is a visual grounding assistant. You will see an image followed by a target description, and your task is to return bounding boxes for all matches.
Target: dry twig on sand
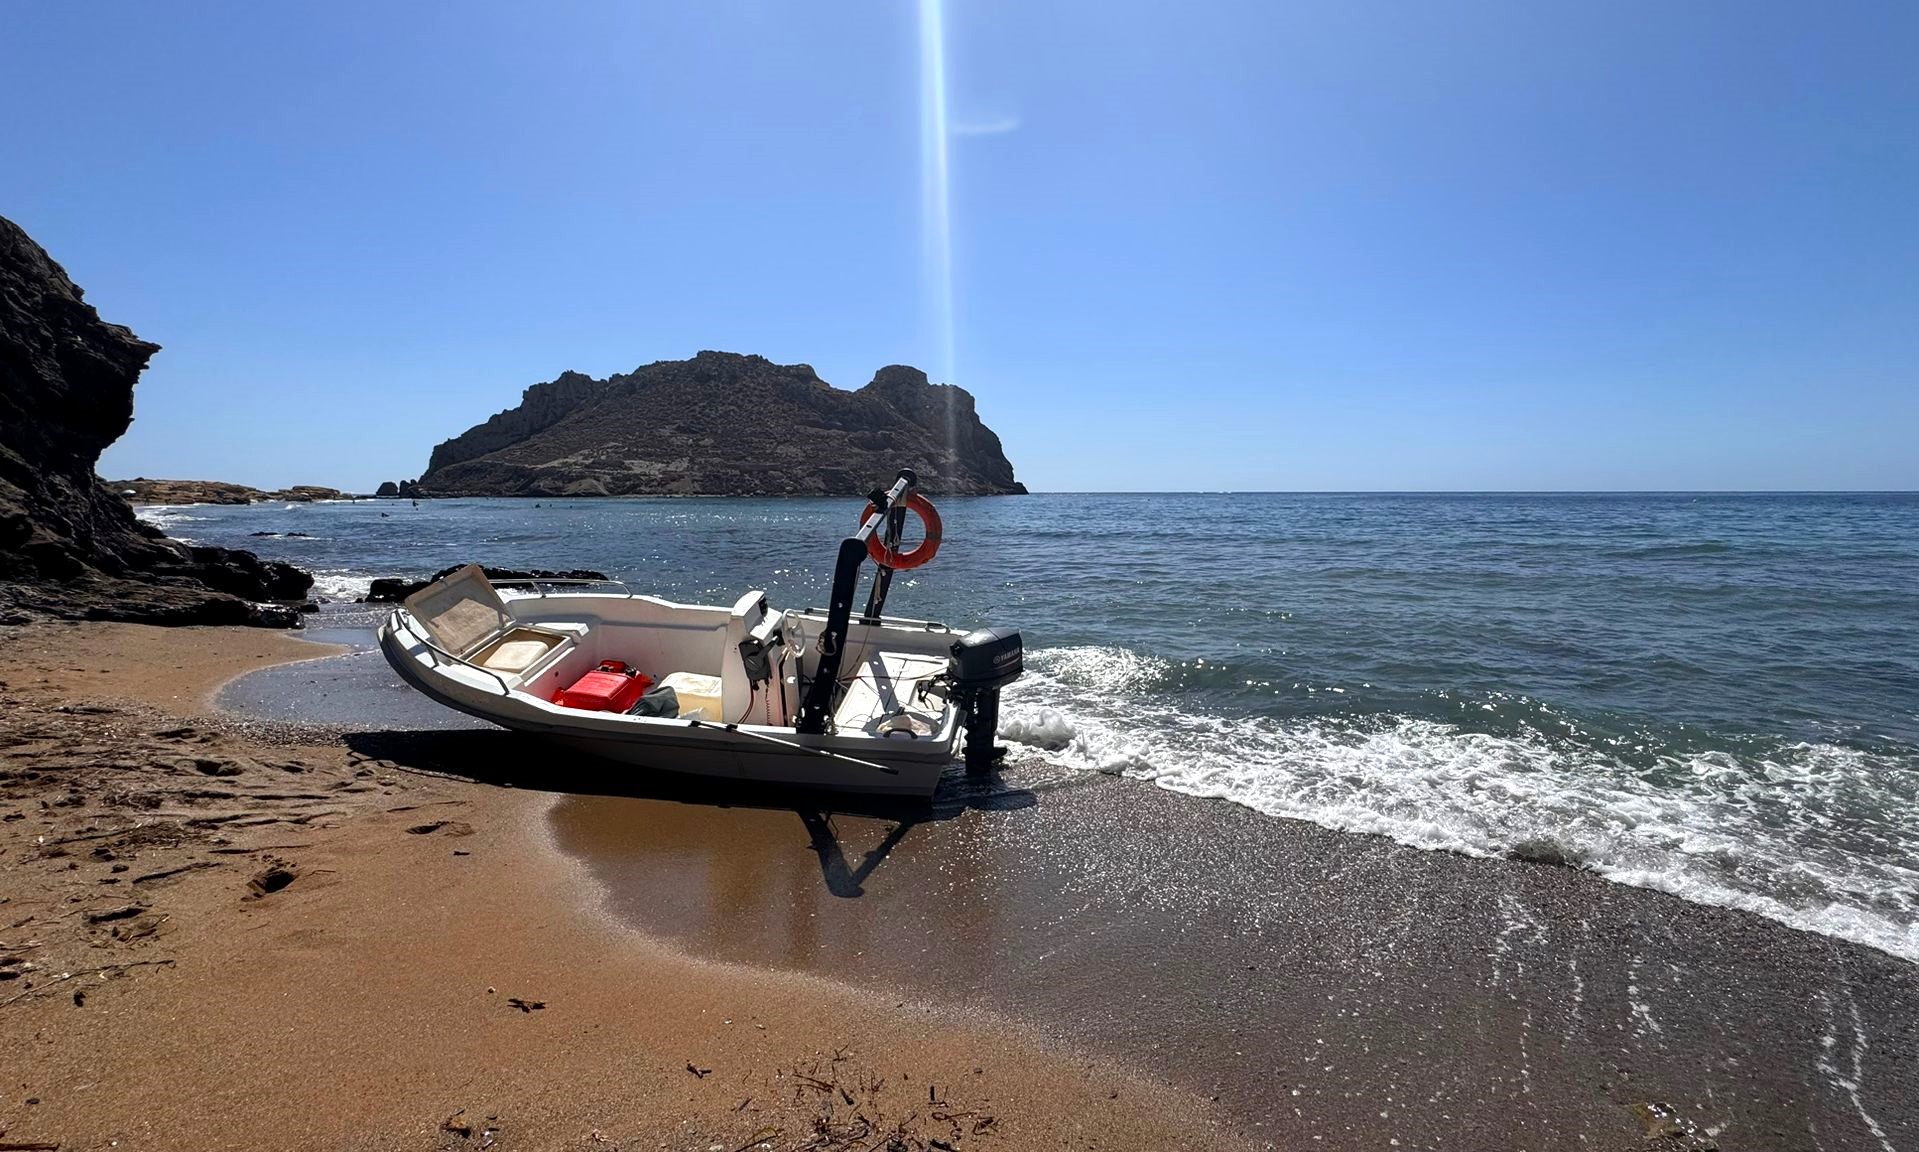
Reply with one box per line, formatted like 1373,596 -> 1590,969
759,1053 -> 996,1152
0,958 -> 174,1008
726,1127 -> 782,1152
131,860 -> 220,884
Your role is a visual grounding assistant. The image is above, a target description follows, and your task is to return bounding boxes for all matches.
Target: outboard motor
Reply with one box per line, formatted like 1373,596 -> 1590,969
950,626 -> 1023,774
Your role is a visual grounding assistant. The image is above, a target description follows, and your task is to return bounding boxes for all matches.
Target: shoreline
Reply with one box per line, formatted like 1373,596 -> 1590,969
0,621 -> 1245,1150
545,776 -> 1918,1151
120,491 -> 1919,976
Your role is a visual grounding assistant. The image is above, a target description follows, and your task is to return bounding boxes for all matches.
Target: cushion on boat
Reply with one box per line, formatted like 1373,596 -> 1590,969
656,671 -> 724,721
477,632 -> 564,673
834,651 -> 948,737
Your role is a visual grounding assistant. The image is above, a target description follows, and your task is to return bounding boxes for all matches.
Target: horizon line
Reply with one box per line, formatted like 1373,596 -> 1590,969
1017,488 -> 1918,496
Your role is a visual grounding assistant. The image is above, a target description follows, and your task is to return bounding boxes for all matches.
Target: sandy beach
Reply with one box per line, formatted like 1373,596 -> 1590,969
0,621 -> 1246,1151
5,621 -> 1912,1150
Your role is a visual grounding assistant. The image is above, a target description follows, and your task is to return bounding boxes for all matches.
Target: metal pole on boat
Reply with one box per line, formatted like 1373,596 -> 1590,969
861,484 -> 911,624
684,718 -> 900,775
796,469 -> 917,736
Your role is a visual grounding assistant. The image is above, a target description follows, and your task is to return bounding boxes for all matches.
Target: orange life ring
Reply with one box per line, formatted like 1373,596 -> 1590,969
859,492 -> 943,570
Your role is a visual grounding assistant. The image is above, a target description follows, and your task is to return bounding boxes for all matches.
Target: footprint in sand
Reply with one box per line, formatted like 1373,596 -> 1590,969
246,857 -> 299,897
406,820 -> 474,837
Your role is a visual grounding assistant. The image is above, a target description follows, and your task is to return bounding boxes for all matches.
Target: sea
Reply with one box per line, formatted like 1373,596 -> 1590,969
140,492 -> 1919,963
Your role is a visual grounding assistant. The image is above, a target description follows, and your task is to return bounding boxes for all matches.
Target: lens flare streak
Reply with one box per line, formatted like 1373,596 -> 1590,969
918,0 -> 958,466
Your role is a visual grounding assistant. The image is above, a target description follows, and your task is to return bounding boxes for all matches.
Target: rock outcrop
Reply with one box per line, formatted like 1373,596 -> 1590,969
405,352 -> 1026,497
107,478 -> 359,505
0,214 -> 312,626
361,566 -> 613,604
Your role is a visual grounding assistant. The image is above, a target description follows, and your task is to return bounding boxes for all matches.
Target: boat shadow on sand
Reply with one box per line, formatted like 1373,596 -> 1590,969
339,728 -> 1038,898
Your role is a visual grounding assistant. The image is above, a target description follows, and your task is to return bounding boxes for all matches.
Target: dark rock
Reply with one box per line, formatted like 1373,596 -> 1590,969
272,485 -> 348,502
362,565 -> 612,603
375,480 -> 400,497
364,577 -> 420,604
248,603 -> 304,629
412,351 -> 1026,497
183,545 -> 311,600
0,214 -> 313,625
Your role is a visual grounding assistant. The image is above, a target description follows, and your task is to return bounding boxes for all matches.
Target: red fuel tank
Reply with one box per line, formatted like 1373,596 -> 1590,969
557,662 -> 653,712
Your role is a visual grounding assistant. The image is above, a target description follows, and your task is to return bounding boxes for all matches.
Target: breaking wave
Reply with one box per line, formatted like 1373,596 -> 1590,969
131,504 -> 207,541
998,646 -> 1919,963
308,570 -> 374,602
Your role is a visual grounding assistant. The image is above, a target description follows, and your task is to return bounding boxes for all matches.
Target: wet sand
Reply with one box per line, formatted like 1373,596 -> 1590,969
548,773 -> 1919,1151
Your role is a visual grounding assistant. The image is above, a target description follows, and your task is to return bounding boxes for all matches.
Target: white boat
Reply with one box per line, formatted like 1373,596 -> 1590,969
378,471 -> 1021,797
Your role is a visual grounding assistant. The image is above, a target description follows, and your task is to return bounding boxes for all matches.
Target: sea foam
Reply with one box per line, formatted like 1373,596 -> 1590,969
308,571 -> 375,602
998,646 -> 1919,963
129,504 -> 211,545
996,706 -> 1077,750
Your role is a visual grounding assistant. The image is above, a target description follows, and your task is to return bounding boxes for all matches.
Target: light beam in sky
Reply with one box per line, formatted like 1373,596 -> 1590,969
918,0 -> 958,469
919,0 -> 954,388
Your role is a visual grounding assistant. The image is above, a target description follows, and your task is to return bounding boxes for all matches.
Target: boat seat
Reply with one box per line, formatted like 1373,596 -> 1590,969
834,651 -> 949,737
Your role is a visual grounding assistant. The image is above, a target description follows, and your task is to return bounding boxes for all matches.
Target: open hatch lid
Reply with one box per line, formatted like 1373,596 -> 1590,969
402,564 -> 512,657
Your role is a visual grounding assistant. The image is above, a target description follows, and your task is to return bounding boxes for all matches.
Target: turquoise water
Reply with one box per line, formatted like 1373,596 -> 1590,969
145,493 -> 1919,960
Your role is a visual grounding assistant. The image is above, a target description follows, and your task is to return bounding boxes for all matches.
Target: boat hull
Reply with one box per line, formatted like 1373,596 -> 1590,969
378,610 -> 958,797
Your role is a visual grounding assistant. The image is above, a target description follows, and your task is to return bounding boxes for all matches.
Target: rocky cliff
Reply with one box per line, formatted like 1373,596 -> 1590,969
0,215 -> 311,625
404,353 -> 1026,497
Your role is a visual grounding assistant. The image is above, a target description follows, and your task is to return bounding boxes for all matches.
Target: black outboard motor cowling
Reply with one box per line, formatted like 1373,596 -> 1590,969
951,625 -> 1023,688
950,626 -> 1022,774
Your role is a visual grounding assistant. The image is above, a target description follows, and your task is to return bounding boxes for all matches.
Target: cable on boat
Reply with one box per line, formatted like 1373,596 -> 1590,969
684,718 -> 900,775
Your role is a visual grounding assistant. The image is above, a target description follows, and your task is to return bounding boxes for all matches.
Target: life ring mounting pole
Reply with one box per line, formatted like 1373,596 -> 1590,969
795,468 -> 918,736
861,496 -> 908,625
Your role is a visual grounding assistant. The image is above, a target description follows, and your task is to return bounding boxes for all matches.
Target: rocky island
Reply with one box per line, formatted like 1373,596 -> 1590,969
0,214 -> 311,626
396,352 -> 1026,497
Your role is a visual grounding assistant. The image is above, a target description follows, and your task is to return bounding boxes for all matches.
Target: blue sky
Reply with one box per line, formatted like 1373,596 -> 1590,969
5,1 -> 1914,491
